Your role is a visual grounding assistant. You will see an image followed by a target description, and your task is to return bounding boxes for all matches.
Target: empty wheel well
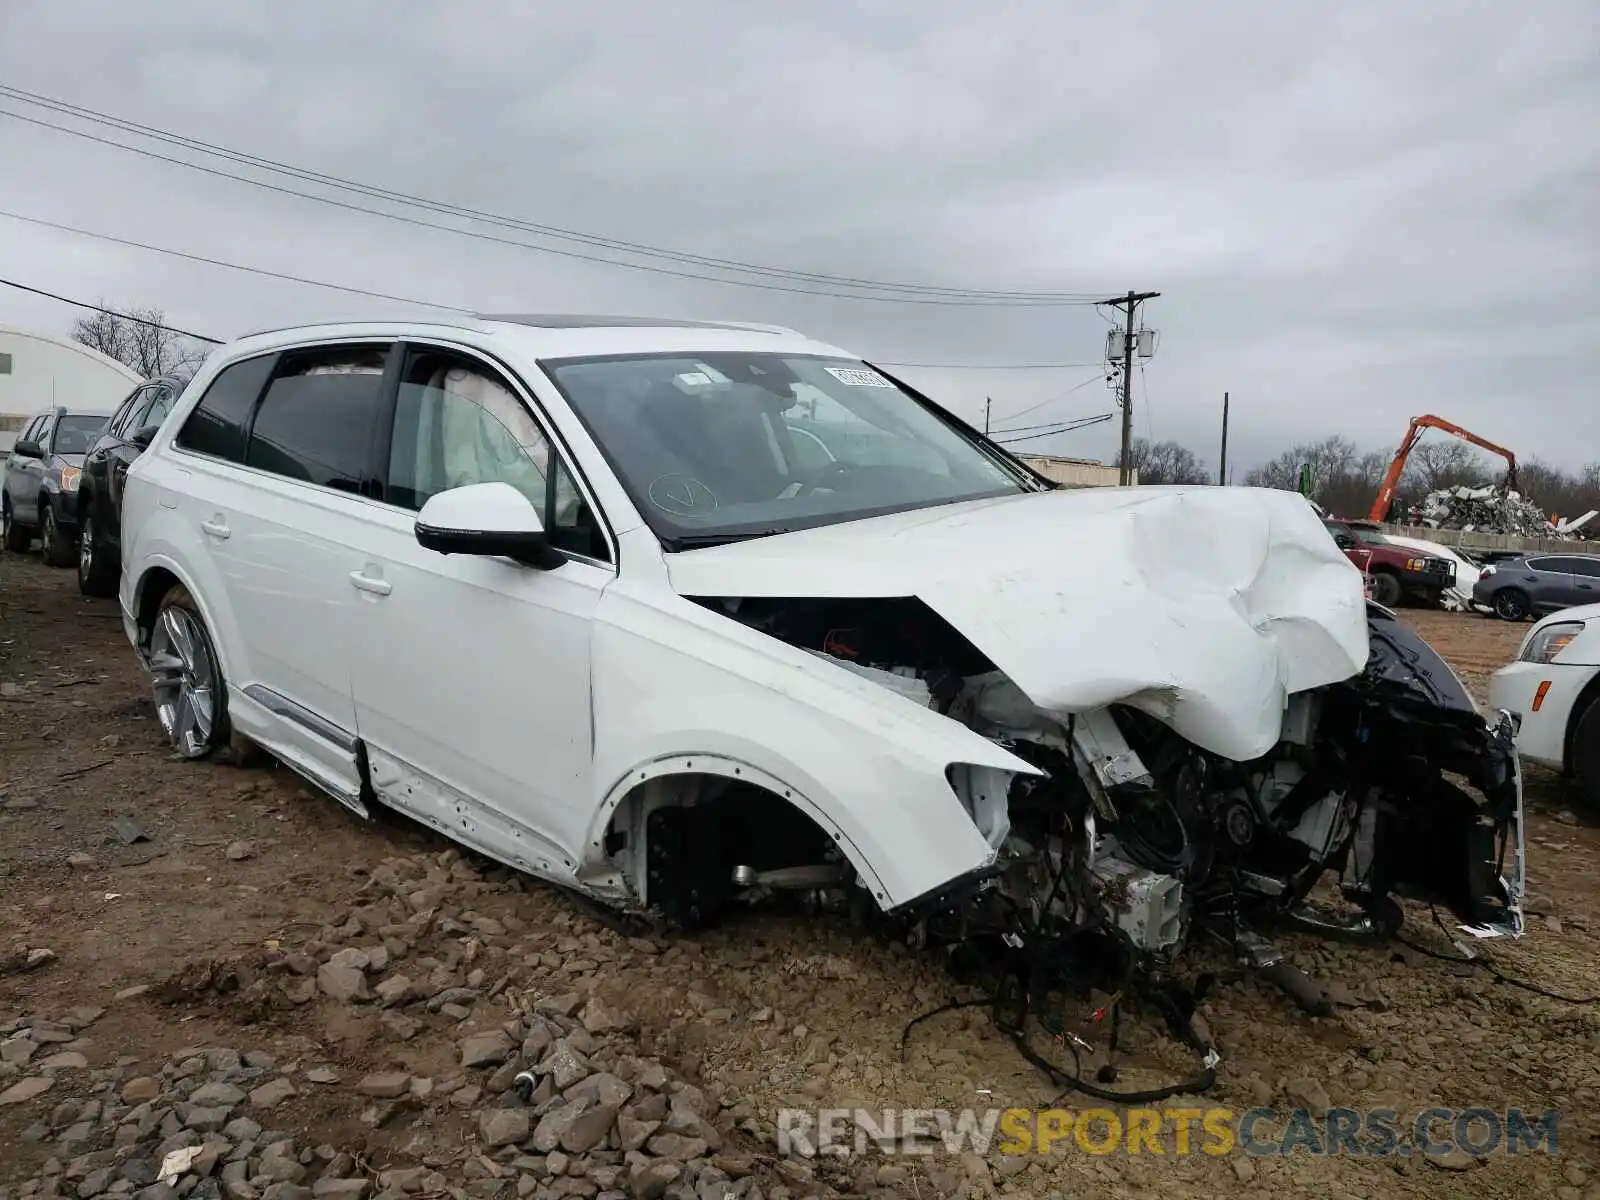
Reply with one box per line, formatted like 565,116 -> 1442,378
602,770 -> 860,924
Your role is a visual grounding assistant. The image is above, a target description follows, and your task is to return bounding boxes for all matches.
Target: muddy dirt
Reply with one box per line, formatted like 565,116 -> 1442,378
2,551 -> 1597,1199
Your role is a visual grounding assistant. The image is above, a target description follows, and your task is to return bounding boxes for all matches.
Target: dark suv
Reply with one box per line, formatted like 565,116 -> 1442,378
1322,519 -> 1456,608
2,407 -> 112,566
75,374 -> 189,595
1471,553 -> 1600,620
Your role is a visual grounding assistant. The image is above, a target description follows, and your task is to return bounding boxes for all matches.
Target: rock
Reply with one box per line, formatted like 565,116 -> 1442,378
189,1082 -> 246,1107
304,1068 -> 340,1085
1424,1147 -> 1480,1172
39,1052 -> 88,1070
628,1161 -> 680,1200
538,1042 -> 591,1090
532,1101 -> 593,1153
67,852 -> 96,870
426,987 -> 479,1013
1557,810 -> 1579,826
479,1109 -> 531,1148
311,1182 -> 369,1200
559,1103 -> 620,1154
578,997 -> 635,1036
356,1073 -> 411,1099
645,1133 -> 707,1161
0,1076 -> 53,1104
460,1031 -> 514,1069
617,1112 -> 660,1152
536,993 -> 582,1019
123,1077 -> 162,1104
1284,1077 -> 1331,1119
225,841 -> 255,861
316,964 -> 371,1004
374,977 -> 412,1008
378,1013 -> 420,1041
1230,1156 -> 1256,1182
248,1078 -> 297,1109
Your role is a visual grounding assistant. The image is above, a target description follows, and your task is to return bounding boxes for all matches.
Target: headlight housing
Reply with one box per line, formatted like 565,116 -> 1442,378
1521,622 -> 1583,664
59,466 -> 82,493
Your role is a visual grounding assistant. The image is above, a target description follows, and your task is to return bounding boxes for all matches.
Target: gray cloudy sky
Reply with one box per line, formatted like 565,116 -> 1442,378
1,0 -> 1595,474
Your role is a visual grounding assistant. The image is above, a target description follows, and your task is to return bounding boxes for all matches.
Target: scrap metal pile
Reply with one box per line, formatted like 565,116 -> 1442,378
1408,484 -> 1597,538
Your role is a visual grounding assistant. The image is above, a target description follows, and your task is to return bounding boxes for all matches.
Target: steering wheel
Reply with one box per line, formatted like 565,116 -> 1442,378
794,460 -> 864,497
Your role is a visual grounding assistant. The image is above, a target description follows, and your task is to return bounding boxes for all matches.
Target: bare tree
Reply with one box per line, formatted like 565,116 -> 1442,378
70,302 -> 207,381
1130,438 -> 1211,484
1403,439 -> 1492,493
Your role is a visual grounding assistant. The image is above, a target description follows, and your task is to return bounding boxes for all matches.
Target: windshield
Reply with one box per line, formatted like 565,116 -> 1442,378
52,415 -> 107,455
543,353 -> 1035,546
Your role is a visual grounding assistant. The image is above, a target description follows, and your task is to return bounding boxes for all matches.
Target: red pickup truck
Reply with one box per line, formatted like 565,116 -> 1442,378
1322,519 -> 1455,608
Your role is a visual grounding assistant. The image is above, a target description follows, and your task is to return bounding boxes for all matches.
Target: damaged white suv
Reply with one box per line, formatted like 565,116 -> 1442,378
119,314 -> 1525,991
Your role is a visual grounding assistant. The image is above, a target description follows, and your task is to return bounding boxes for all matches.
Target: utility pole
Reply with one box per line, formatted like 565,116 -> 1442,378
1218,391 -> 1229,485
984,397 -> 991,436
1102,290 -> 1160,484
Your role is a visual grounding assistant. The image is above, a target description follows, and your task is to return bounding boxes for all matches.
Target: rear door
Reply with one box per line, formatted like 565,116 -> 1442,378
1529,553 -> 1580,611
170,343 -> 394,810
1567,557 -> 1600,605
108,383 -> 181,542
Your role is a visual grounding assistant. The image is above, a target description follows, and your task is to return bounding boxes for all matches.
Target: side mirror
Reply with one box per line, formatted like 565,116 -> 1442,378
414,481 -> 563,569
12,438 -> 43,459
131,424 -> 160,450
1334,534 -> 1356,550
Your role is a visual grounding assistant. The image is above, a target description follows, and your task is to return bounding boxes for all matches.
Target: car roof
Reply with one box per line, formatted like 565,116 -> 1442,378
221,313 -> 853,363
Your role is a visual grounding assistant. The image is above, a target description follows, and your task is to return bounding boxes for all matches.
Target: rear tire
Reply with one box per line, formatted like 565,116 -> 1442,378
147,583 -> 230,759
1,498 -> 29,552
40,502 -> 76,568
1572,700 -> 1600,812
1371,572 -> 1402,608
1493,589 -> 1531,622
77,514 -> 119,597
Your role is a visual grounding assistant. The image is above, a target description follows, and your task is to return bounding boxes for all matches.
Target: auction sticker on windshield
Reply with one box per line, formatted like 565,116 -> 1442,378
825,366 -> 895,388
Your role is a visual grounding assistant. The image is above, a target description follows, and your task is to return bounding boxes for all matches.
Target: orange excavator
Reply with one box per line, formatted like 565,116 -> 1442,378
1367,414 -> 1518,524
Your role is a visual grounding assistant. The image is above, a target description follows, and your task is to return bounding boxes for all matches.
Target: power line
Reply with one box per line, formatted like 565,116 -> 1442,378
988,373 -> 1109,429
0,208 -> 466,310
876,360 -> 1101,370
0,87 -> 1113,307
994,414 -> 1114,445
0,276 -> 222,342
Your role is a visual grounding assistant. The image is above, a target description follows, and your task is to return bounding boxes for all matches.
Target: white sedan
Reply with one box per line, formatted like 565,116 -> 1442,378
1489,603 -> 1600,807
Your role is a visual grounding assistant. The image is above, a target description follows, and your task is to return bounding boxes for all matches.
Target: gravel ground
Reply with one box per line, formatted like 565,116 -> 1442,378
2,551 -> 1598,1199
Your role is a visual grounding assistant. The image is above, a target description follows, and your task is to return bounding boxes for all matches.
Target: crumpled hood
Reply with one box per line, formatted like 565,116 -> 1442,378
666,485 -> 1370,761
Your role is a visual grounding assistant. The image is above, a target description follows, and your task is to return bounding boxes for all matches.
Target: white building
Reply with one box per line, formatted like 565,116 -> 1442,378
1015,452 -> 1132,488
0,326 -> 142,451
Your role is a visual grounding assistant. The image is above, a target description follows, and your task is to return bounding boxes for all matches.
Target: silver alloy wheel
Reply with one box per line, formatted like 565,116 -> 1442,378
41,506 -> 56,554
148,605 -> 218,757
79,516 -> 94,579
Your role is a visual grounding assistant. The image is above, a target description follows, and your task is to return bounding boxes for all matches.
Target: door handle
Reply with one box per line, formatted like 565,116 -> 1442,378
201,517 -> 231,540
349,570 -> 392,596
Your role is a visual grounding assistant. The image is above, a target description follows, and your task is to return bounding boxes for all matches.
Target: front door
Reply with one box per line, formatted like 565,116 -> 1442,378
346,343 -> 614,881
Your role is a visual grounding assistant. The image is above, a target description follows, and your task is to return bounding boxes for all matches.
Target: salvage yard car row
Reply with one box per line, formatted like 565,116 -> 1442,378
2,313 -> 1595,1019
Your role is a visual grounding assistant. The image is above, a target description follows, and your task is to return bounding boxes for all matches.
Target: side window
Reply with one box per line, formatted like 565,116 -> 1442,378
385,349 -> 610,563
1526,557 -> 1558,574
246,345 -> 390,493
142,386 -> 178,432
109,387 -> 150,439
1567,558 -> 1600,579
35,414 -> 55,451
177,355 -> 278,463
19,415 -> 43,444
386,352 -> 549,511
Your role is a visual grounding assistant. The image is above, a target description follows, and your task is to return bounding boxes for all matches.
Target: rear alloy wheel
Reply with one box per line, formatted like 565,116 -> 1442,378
77,514 -> 119,597
40,503 -> 76,568
1371,572 -> 1402,608
1494,589 -> 1531,622
2,501 -> 29,552
148,584 -> 228,759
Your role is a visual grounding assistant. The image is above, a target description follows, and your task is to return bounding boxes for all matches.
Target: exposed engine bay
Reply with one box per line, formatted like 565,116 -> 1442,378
672,593 -> 1525,1022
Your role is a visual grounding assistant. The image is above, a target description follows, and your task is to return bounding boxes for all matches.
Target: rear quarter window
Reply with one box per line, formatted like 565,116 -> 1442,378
176,355 -> 279,463
244,345 -> 389,494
